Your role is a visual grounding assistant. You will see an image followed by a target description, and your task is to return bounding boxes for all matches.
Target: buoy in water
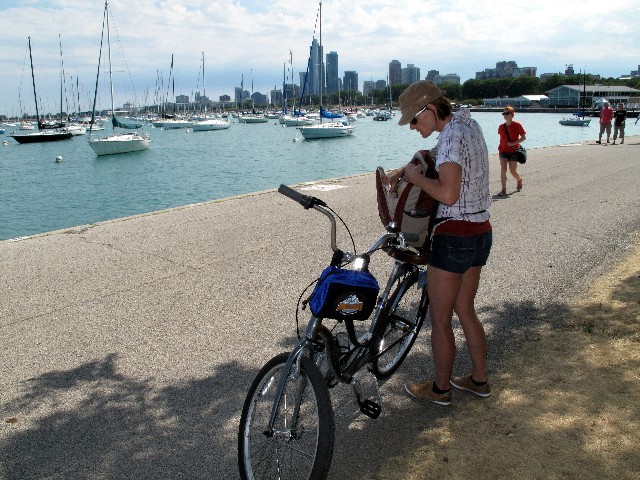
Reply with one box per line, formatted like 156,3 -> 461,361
55,155 -> 63,163
2,141 -> 8,146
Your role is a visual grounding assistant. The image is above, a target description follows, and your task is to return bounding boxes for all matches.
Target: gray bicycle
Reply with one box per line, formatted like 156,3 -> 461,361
238,184 -> 431,479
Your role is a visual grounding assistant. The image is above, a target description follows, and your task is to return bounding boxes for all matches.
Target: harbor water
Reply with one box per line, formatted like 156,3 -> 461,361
0,112 -> 619,241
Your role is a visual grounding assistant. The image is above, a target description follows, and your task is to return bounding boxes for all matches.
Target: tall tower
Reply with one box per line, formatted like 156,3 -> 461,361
343,71 -> 359,93
326,51 -> 339,95
309,38 -> 324,96
389,60 -> 401,86
401,64 -> 420,84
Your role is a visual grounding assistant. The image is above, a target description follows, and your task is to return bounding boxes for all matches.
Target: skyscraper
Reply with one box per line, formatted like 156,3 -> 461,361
326,51 -> 339,95
401,64 -> 420,84
343,71 -> 358,94
363,80 -> 376,97
309,38 -> 324,96
389,60 -> 401,86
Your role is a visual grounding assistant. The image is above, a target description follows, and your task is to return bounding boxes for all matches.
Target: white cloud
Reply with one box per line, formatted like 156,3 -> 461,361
1,0 -> 638,115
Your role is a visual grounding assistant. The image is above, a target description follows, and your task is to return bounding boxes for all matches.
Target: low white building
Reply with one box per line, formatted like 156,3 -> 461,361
483,95 -> 549,108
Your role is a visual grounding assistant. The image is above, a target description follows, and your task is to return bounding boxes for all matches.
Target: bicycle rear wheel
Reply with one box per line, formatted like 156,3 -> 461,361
370,268 -> 429,379
238,352 -> 335,480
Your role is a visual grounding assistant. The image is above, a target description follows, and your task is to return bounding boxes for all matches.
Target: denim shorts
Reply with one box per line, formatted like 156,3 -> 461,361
428,231 -> 492,274
500,152 -> 520,162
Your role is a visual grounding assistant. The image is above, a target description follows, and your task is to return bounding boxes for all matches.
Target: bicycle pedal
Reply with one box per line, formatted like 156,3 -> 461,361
358,399 -> 382,419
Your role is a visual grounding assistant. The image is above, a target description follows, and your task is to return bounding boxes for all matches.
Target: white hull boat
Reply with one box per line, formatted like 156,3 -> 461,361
282,115 -> 315,127
298,122 -> 355,139
240,115 -> 268,124
559,117 -> 591,126
87,2 -> 150,156
192,119 -> 231,131
67,124 -> 87,135
88,132 -> 150,155
161,119 -> 193,129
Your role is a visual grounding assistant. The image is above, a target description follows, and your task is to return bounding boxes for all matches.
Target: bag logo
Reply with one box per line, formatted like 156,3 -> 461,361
335,293 -> 365,315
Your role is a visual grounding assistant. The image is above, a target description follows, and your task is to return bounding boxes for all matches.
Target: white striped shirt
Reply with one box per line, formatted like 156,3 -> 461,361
434,108 -> 491,222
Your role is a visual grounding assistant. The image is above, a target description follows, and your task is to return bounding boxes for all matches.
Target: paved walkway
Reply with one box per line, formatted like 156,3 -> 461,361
1,138 -> 639,479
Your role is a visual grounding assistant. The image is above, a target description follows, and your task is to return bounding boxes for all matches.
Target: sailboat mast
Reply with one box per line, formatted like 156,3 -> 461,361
319,1 -> 322,109
27,37 -> 40,126
105,1 -> 116,121
77,76 -> 81,116
59,35 -> 63,122
89,2 -> 108,135
202,51 -> 205,113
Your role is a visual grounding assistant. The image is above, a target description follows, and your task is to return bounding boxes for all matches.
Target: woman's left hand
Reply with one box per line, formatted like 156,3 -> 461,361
383,168 -> 403,190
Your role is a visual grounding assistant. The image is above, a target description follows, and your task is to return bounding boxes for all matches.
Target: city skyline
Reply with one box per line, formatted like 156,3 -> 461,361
1,0 -> 639,115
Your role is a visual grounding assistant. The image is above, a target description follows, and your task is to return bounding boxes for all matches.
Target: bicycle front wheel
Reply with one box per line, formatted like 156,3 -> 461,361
370,269 -> 429,379
238,352 -> 335,480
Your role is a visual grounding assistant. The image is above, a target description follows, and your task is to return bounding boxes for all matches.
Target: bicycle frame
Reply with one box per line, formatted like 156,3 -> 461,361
266,243 -> 421,433
265,184 -> 428,434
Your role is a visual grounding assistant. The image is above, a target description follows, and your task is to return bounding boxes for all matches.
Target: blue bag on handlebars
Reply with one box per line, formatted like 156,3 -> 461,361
309,266 -> 379,321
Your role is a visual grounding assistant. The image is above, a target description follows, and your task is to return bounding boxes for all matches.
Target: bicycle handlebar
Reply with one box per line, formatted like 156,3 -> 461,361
278,184 -> 326,209
279,184 -> 339,253
278,184 -> 421,258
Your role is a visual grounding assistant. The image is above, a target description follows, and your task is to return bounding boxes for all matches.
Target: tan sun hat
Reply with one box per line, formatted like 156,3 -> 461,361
397,80 -> 444,126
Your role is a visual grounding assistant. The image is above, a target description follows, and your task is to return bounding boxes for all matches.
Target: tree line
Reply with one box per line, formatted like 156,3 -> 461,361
348,74 -> 640,107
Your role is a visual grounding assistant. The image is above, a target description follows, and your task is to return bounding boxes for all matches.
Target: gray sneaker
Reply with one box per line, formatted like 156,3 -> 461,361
450,375 -> 491,398
405,381 -> 452,406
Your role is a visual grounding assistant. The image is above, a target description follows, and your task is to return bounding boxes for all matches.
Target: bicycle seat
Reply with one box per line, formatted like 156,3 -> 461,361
383,247 -> 429,266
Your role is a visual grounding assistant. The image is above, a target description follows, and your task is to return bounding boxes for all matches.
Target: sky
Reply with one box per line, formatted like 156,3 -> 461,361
1,0 -> 639,116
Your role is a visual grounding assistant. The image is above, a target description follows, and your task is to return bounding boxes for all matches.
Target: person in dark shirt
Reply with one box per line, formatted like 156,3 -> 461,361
612,103 -> 627,145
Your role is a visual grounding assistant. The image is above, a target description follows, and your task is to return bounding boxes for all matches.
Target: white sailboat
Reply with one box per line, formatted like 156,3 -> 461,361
240,70 -> 269,124
280,51 -> 315,127
192,116 -> 230,131
298,1 -> 354,140
192,52 -> 231,132
88,1 -> 150,156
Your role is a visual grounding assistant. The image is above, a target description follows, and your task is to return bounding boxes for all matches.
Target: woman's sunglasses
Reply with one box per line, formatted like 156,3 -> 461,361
411,106 -> 429,125
502,112 -> 512,116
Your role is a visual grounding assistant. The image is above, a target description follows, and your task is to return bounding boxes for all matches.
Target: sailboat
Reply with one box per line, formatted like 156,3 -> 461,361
88,1 -> 150,156
280,51 -> 314,127
298,1 -> 354,139
192,52 -> 230,132
239,69 -> 268,124
559,70 -> 591,127
11,37 -> 73,144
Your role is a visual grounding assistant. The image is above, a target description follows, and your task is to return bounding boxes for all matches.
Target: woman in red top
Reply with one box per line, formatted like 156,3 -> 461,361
497,105 -> 526,196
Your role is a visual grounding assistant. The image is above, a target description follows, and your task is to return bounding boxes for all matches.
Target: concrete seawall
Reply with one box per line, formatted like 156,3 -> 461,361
1,138 -> 639,479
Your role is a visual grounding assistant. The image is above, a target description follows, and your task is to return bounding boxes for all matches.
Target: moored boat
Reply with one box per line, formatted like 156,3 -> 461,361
12,129 -> 73,143
297,121 -> 354,139
87,1 -> 150,156
559,112 -> 591,126
66,124 -> 87,135
282,114 -> 315,127
297,3 -> 354,140
239,114 -> 268,124
88,131 -> 150,155
192,118 -> 231,131
11,38 -> 73,145
160,118 -> 193,129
